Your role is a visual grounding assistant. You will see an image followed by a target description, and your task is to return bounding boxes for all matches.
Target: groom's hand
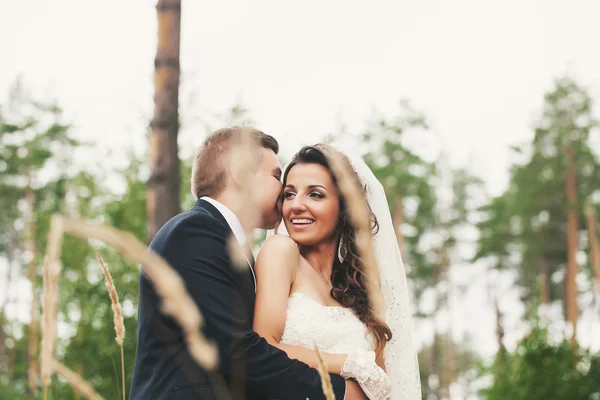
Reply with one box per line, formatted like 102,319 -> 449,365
345,379 -> 367,400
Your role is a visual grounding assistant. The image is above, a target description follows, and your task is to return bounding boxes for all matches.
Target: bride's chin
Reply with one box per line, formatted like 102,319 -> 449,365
287,233 -> 312,246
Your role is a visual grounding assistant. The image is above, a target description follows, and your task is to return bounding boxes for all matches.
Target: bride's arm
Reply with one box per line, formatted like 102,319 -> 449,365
376,354 -> 386,371
253,235 -> 347,374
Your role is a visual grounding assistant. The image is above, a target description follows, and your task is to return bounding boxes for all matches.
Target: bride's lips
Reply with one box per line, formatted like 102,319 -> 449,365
289,218 -> 315,230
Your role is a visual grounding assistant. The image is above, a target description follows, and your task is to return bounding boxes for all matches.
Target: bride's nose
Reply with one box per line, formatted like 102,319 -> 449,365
290,196 -> 307,212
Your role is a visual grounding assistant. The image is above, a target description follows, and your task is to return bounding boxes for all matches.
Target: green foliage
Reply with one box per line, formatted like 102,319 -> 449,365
360,102 -> 486,398
1,78 -> 599,400
362,101 -> 439,296
476,76 -> 600,399
418,334 -> 482,399
474,76 -> 600,315
0,82 -> 144,399
0,87 -> 258,398
0,81 -> 76,261
474,193 -> 514,267
105,153 -> 148,239
484,326 -> 600,400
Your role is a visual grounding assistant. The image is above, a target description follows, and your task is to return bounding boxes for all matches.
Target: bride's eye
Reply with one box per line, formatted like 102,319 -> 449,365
283,192 -> 295,199
309,192 -> 325,199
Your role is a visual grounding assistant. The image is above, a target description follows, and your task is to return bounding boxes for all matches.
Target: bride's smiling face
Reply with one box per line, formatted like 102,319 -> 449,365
282,163 -> 340,247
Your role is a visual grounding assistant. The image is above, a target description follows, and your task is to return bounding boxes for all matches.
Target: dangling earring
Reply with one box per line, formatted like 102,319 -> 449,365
337,238 -> 344,263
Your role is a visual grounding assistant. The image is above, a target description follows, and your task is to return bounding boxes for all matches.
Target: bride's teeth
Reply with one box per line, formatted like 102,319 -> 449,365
292,219 -> 314,224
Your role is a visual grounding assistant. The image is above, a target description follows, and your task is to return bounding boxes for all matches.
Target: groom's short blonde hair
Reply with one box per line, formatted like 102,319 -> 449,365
191,126 -> 279,199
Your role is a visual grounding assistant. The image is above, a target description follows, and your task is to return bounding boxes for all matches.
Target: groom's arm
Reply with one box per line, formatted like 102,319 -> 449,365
165,215 -> 346,400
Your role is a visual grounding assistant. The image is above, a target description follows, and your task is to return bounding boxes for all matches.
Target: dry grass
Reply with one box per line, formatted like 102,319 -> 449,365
41,215 -> 64,399
96,253 -> 126,400
96,253 -> 125,345
314,345 -> 335,400
60,216 -> 218,369
40,214 -> 219,398
54,360 -> 104,400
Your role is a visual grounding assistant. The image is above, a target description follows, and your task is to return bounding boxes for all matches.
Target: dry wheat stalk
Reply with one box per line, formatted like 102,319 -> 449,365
56,215 -> 218,370
321,145 -> 385,320
54,360 -> 104,400
96,253 -> 125,345
314,345 -> 335,400
41,258 -> 55,400
41,214 -> 64,399
95,253 -> 126,399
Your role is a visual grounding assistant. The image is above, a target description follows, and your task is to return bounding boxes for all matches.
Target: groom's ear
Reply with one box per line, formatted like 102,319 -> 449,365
229,164 -> 244,189
224,147 -> 245,190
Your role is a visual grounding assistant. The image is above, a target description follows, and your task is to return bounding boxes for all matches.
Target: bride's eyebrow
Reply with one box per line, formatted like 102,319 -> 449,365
284,184 -> 327,191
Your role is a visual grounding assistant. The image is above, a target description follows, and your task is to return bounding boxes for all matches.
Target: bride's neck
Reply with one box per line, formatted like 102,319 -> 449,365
299,241 -> 337,282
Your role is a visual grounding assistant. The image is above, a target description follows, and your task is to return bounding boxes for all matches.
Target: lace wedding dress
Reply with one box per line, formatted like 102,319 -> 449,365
280,292 -> 394,400
280,292 -> 375,354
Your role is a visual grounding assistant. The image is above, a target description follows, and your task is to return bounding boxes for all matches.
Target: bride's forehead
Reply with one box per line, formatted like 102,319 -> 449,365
286,163 -> 333,183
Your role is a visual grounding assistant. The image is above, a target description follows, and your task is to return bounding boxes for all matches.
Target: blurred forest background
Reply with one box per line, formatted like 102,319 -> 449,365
1,1 -> 600,399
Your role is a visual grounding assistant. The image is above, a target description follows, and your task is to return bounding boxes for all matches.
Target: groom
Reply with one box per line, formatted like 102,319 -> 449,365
129,127 -> 364,399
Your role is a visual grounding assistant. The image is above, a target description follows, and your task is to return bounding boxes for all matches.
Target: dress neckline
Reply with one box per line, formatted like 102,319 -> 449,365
289,291 -> 349,310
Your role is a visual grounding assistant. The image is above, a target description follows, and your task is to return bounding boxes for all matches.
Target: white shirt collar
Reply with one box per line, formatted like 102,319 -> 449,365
200,196 -> 247,245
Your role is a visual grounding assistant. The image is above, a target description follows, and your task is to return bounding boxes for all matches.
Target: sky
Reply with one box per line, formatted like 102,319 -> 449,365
1,0 -> 600,386
2,0 -> 599,193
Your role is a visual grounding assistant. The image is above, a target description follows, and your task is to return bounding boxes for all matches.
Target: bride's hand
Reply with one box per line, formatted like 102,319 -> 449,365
357,364 -> 392,400
340,350 -> 392,400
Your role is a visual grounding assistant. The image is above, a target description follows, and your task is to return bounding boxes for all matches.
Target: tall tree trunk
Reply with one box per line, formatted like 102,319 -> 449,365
564,144 -> 579,344
0,232 -> 16,376
430,333 -> 440,399
585,205 -> 600,294
442,248 -> 454,399
428,254 -> 442,399
393,195 -> 407,262
0,318 -> 6,374
26,184 -> 39,395
443,333 -> 454,400
8,340 -> 15,379
147,0 -> 182,241
539,257 -> 551,305
495,296 -> 505,352
429,242 -> 450,399
0,232 -> 16,316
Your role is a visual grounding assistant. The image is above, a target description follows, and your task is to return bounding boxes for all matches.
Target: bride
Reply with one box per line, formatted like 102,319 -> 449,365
253,144 -> 421,400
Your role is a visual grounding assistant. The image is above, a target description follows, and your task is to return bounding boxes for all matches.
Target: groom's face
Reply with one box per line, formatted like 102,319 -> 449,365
254,147 -> 283,229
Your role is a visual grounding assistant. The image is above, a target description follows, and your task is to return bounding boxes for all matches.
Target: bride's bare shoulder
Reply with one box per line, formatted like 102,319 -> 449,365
258,235 -> 299,259
256,235 -> 300,268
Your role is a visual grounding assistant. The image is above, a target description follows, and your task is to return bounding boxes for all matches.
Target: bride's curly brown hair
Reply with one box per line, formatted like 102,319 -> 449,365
282,144 -> 392,355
